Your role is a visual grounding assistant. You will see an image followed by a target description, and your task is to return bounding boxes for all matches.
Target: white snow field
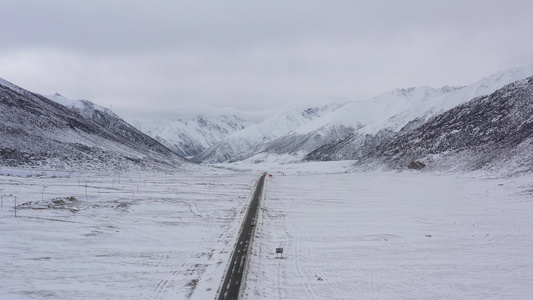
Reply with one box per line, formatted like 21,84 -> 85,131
243,171 -> 533,299
1,164 -> 533,299
0,168 -> 262,299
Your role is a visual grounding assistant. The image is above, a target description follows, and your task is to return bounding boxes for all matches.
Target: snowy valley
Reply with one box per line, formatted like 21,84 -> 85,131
1,64 -> 533,299
145,64 -> 533,171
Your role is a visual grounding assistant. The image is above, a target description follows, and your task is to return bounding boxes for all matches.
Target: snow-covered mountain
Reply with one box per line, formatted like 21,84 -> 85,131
355,76 -> 533,173
306,64 -> 533,162
192,64 -> 533,164
147,115 -> 252,159
0,78 -> 185,171
191,103 -> 348,163
45,93 -> 176,156
4,63 -> 532,171
193,85 -> 468,164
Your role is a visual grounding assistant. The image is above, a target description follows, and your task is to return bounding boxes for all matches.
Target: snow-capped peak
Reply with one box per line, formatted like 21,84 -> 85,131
147,114 -> 253,158
469,63 -> 533,97
46,93 -> 77,107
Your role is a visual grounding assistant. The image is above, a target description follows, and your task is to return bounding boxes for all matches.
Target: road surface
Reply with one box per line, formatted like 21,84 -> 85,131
217,173 -> 266,300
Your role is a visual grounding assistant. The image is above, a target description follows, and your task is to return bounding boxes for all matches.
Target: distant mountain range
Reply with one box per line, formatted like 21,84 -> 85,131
0,79 -> 185,171
2,63 -> 533,173
151,64 -> 532,172
190,103 -> 353,163
307,64 -> 533,162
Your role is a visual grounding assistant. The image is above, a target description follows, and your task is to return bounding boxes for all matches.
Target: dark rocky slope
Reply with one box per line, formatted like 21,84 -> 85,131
0,78 -> 185,171
356,77 -> 533,173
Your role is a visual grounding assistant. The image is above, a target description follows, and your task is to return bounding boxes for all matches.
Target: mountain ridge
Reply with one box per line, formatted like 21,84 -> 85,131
3,63 -> 533,173
191,103 -> 348,163
354,76 -> 533,173
147,115 -> 252,159
1,78 -> 185,171
305,64 -> 533,162
185,64 -> 533,165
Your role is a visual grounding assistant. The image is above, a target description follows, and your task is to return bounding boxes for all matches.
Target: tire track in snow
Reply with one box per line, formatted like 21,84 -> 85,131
285,205 -> 317,299
273,209 -> 288,299
140,198 -> 209,299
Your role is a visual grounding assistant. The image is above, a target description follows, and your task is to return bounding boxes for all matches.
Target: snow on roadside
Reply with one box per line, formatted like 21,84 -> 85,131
3,162 -> 533,299
243,172 -> 533,299
0,168 -> 260,300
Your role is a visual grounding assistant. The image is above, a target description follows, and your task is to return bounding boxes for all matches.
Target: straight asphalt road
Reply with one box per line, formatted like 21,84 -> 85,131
217,173 -> 266,300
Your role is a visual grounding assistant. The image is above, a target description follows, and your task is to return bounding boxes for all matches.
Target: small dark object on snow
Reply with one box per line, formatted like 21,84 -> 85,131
408,160 -> 426,170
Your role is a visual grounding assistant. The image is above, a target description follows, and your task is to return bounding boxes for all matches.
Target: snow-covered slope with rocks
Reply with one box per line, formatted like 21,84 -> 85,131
8,63 -> 531,170
356,76 -> 533,173
195,86 -> 463,164
147,115 -> 252,159
192,104 -> 348,163
306,64 -> 533,162
194,65 -> 533,165
45,94 -> 176,158
1,78 -> 185,171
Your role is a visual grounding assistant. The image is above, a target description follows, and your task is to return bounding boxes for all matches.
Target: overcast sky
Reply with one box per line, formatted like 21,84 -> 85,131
1,1 -> 532,130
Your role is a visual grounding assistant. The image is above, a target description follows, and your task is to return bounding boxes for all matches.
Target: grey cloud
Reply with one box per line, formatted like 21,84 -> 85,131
1,1 -> 533,130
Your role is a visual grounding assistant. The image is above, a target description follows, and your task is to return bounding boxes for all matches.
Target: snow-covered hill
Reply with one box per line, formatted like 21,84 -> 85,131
147,115 -> 252,159
45,93 -> 176,157
193,64 -> 533,164
356,76 -> 533,173
194,85 -> 466,164
5,63 -> 532,170
0,78 -> 185,171
306,64 -> 533,162
191,104 -> 348,163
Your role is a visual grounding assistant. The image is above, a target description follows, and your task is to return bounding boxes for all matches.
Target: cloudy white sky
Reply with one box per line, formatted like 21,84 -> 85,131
1,1 -> 532,130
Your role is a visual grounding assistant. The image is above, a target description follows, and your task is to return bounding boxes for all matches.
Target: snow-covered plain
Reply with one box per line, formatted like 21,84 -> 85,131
243,170 -> 533,299
1,163 -> 533,299
0,167 -> 261,299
